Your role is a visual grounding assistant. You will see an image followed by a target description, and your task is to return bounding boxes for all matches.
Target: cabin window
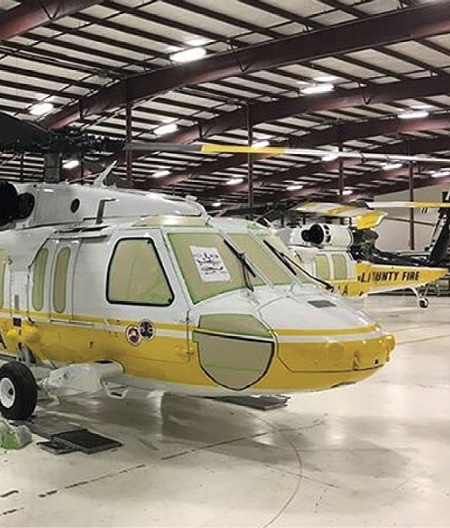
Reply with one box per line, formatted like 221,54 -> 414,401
107,239 -> 174,306
0,251 -> 6,309
32,247 -> 49,312
53,247 -> 71,314
332,254 -> 348,280
314,255 -> 330,280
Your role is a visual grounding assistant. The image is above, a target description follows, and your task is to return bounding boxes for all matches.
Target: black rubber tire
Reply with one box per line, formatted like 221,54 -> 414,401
0,362 -> 37,420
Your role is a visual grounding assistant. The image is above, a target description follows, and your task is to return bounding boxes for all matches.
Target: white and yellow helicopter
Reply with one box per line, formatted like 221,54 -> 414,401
278,201 -> 450,308
2,110 -> 448,421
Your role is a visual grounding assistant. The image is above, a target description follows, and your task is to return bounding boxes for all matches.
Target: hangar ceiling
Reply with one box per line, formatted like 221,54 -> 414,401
1,0 -> 450,211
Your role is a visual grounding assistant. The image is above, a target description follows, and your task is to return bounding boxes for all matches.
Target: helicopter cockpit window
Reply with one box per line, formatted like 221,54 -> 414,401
32,247 -> 49,312
107,239 -> 174,306
227,234 -> 292,286
53,247 -> 71,314
315,255 -> 331,280
331,254 -> 348,280
258,234 -> 315,285
168,232 -> 264,304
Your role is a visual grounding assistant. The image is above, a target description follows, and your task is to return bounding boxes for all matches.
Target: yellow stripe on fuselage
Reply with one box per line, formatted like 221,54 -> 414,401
0,309 -> 393,393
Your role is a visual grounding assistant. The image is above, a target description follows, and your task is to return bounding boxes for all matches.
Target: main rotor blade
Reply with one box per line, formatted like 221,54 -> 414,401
0,110 -> 54,149
125,142 -> 450,164
367,201 -> 450,209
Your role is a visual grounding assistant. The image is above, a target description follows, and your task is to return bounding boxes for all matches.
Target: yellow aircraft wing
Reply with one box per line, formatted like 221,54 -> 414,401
293,202 -> 387,230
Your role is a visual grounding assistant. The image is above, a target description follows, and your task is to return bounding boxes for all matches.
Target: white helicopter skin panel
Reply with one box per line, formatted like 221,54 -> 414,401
0,184 -> 394,395
13,182 -> 205,230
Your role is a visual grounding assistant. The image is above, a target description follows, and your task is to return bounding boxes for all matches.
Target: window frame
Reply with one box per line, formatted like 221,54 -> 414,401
106,237 -> 175,307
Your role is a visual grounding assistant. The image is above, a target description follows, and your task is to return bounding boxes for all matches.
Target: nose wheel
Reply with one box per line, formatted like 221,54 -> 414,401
0,362 -> 37,420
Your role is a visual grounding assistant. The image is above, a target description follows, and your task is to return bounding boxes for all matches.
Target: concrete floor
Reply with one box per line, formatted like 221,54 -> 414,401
1,296 -> 450,527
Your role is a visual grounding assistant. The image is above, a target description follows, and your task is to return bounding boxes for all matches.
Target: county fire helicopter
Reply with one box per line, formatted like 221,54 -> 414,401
0,109 -> 447,421
277,201 -> 450,308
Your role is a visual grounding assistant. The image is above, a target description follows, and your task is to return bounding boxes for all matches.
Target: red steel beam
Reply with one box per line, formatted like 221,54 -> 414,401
145,77 -> 450,190
0,0 -> 105,41
42,2 -> 450,129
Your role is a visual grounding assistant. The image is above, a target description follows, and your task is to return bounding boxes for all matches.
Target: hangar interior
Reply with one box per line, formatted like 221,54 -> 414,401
1,0 -> 450,527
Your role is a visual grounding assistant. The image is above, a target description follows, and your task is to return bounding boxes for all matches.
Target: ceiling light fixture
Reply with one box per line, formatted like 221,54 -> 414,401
287,184 -> 304,191
322,153 -> 340,162
398,109 -> 429,120
301,83 -> 334,95
212,201 -> 222,207
154,123 -> 178,136
62,159 -> 80,170
314,75 -> 338,83
432,170 -> 450,179
382,162 -> 403,171
170,47 -> 207,63
342,189 -> 353,196
29,102 -> 54,116
152,169 -> 171,178
226,177 -> 244,186
187,37 -> 209,47
252,140 -> 270,148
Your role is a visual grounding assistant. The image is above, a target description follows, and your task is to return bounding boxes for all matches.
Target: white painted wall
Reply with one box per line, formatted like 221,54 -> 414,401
374,182 -> 450,252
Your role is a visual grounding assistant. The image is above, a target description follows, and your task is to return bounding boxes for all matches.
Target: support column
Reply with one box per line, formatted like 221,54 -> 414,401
247,105 -> 254,219
126,103 -> 133,184
338,140 -> 344,202
409,161 -> 415,250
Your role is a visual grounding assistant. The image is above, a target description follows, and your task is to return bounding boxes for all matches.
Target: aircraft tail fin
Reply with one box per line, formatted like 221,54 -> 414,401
428,211 -> 450,267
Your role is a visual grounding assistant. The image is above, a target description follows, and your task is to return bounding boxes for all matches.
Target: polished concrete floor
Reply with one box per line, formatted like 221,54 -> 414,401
2,296 -> 450,527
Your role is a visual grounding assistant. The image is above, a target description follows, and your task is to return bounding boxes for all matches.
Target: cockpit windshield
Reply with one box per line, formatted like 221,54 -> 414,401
168,232 -> 264,304
168,231 -> 305,304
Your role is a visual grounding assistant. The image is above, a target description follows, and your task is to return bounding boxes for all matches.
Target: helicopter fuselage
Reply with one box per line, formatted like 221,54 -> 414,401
0,183 -> 394,396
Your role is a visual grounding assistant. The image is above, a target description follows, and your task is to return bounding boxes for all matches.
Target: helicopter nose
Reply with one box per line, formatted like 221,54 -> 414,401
257,295 -> 395,388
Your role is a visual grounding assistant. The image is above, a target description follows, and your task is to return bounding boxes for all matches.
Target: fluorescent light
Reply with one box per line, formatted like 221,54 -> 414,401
314,75 -> 338,83
62,159 -> 80,170
343,189 -> 353,196
170,47 -> 206,63
398,110 -> 429,120
252,140 -> 270,148
212,201 -> 222,207
301,83 -> 334,95
287,184 -> 304,191
322,152 -> 339,162
432,170 -> 450,179
167,45 -> 182,53
187,38 -> 209,47
29,102 -> 54,116
382,162 -> 403,171
154,123 -> 178,136
152,170 -> 170,178
226,177 -> 244,186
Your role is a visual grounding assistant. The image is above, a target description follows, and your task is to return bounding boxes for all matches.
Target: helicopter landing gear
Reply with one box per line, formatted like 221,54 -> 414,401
411,287 -> 429,309
0,361 -> 37,420
419,297 -> 430,309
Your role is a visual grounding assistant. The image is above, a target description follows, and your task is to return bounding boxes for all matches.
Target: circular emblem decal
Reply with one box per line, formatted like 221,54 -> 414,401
125,325 -> 142,346
139,319 -> 155,341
